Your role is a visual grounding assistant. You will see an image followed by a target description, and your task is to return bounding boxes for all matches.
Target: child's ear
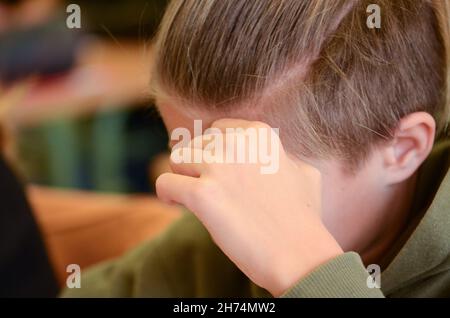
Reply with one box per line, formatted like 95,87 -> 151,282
382,112 -> 436,184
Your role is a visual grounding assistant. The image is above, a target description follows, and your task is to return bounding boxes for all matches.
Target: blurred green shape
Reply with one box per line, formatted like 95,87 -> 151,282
91,109 -> 128,193
44,118 -> 80,188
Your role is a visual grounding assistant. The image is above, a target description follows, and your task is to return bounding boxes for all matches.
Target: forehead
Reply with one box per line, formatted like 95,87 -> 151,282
155,98 -> 216,131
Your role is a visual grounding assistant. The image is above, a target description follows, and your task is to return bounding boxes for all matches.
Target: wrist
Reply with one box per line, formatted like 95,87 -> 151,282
268,228 -> 343,297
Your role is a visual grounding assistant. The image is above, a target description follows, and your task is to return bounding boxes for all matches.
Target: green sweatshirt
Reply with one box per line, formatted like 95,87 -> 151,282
62,139 -> 450,298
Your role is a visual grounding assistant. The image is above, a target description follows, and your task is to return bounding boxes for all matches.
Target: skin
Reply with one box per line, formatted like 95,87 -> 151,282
156,100 -> 436,297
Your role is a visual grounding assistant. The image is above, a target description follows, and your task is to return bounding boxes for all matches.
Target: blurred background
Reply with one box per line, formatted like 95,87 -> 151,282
1,0 -> 170,193
0,0 -> 183,293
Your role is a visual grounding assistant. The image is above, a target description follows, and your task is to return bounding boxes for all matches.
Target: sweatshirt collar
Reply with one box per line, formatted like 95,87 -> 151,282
381,140 -> 450,294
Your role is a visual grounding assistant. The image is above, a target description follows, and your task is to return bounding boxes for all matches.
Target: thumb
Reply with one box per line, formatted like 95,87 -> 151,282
155,172 -> 198,208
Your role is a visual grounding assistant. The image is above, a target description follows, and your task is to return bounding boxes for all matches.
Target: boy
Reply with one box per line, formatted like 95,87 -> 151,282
64,0 -> 450,297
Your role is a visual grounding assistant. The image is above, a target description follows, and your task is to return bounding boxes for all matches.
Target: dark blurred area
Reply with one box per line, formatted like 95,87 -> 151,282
0,0 -> 170,193
0,13 -> 79,83
0,0 -> 181,297
0,0 -> 167,83
74,0 -> 167,38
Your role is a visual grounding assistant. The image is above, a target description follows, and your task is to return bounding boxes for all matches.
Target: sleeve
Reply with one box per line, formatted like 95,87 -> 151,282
281,252 -> 385,298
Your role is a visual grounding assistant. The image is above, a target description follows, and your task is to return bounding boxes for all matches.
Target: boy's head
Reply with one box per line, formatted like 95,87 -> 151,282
151,0 -> 450,249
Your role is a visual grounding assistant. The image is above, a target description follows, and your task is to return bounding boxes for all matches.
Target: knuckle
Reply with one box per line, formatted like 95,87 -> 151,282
305,165 -> 321,180
155,172 -> 168,187
190,178 -> 208,200
185,178 -> 215,209
251,121 -> 271,130
211,118 -> 230,129
155,173 -> 170,198
193,177 -> 218,200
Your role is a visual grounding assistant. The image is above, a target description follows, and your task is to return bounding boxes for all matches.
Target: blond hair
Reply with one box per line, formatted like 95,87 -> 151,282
151,0 -> 450,166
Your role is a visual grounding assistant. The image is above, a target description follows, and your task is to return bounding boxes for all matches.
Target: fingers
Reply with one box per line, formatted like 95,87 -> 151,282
211,119 -> 280,147
211,118 -> 273,131
211,118 -> 253,132
167,118 -> 280,177
169,147 -> 205,176
170,132 -> 224,175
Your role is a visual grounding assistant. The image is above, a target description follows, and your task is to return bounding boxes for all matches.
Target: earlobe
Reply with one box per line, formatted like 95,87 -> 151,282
383,112 -> 436,184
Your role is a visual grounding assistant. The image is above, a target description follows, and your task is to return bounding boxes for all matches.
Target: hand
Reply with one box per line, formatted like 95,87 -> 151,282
156,119 -> 343,296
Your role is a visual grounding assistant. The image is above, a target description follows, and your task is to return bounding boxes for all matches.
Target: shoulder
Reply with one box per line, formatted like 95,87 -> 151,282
62,213 -> 260,297
136,212 -> 256,297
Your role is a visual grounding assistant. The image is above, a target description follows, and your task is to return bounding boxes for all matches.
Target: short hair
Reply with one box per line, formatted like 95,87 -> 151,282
151,0 -> 450,166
